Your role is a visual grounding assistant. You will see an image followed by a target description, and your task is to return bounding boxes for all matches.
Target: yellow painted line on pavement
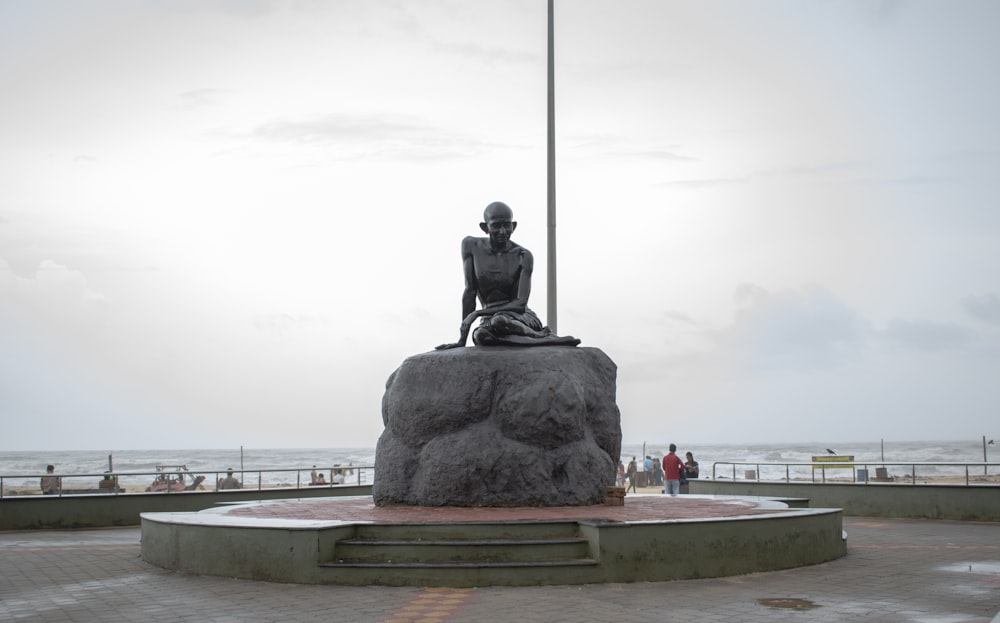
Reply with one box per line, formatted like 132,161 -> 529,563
382,587 -> 475,623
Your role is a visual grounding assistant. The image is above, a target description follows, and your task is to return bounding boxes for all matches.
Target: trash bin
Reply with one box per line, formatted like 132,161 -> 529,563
744,470 -> 757,480
857,469 -> 868,481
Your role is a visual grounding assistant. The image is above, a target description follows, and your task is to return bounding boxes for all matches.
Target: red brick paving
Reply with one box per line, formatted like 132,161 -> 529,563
225,494 -> 787,522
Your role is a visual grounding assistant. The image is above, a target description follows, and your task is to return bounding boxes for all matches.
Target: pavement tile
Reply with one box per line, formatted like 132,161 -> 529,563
1,518 -> 999,622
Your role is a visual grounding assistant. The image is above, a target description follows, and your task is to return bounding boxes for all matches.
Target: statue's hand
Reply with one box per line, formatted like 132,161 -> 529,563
436,317 -> 476,351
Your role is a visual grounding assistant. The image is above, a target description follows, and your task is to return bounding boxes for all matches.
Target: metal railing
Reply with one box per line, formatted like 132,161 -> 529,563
711,461 -> 999,486
0,465 -> 374,499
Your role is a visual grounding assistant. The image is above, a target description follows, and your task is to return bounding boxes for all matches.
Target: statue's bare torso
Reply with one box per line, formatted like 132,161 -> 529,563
465,236 -> 528,308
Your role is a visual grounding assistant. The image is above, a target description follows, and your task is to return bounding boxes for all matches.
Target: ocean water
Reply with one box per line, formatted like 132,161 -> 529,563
0,439 -> 994,490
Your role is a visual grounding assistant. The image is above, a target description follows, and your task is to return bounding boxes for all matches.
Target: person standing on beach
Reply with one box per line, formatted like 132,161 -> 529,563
662,444 -> 685,496
626,457 -> 638,493
652,458 -> 664,486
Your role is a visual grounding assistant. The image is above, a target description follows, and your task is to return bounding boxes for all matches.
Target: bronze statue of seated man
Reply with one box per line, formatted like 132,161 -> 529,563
437,202 -> 580,349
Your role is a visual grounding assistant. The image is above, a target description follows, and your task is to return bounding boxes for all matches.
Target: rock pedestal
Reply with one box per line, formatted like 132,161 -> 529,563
373,346 -> 622,507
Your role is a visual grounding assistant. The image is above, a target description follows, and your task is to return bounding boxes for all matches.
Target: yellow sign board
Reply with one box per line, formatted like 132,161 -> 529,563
811,455 -> 855,470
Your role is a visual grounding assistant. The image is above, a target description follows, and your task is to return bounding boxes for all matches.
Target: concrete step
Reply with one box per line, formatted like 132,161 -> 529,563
321,559 -> 598,569
349,520 -> 582,542
332,536 -> 591,564
318,555 -> 600,587
319,522 -> 600,585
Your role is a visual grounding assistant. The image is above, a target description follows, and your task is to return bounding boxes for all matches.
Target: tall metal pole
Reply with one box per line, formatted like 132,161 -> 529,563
546,0 -> 558,333
985,436 -> 989,477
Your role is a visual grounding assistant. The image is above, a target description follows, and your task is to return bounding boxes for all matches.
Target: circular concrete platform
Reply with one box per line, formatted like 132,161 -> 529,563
223,493 -> 792,522
140,494 -> 847,586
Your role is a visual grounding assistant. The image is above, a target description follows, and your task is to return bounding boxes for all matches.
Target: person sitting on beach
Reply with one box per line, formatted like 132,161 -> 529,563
436,202 -> 580,349
685,452 -> 700,479
331,467 -> 345,485
310,466 -> 320,484
40,464 -> 61,495
218,468 -> 242,490
99,471 -> 119,491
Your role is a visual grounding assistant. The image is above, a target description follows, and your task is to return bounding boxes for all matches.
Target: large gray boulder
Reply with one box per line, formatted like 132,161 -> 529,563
373,346 -> 622,507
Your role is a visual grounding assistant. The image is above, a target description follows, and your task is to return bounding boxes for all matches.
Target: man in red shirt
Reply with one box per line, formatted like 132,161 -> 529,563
662,444 -> 685,496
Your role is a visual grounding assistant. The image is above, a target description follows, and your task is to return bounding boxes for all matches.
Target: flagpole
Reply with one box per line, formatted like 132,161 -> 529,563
546,0 -> 558,333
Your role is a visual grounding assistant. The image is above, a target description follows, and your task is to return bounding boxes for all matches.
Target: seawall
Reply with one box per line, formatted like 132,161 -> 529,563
0,485 -> 373,530
690,480 -> 1000,521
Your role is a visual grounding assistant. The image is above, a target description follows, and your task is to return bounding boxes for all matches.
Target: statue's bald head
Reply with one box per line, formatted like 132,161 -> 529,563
483,201 -> 513,222
480,201 -> 516,245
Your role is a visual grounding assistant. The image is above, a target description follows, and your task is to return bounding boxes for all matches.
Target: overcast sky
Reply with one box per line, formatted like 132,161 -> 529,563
2,0 -> 998,452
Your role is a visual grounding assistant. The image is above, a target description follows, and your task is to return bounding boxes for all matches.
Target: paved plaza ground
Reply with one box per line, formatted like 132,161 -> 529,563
1,517 -> 998,622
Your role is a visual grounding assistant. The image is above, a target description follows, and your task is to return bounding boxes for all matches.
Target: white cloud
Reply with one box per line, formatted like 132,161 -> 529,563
174,88 -> 229,111
0,258 -> 110,338
881,318 -> 973,352
724,284 -> 871,372
964,293 -> 1000,326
